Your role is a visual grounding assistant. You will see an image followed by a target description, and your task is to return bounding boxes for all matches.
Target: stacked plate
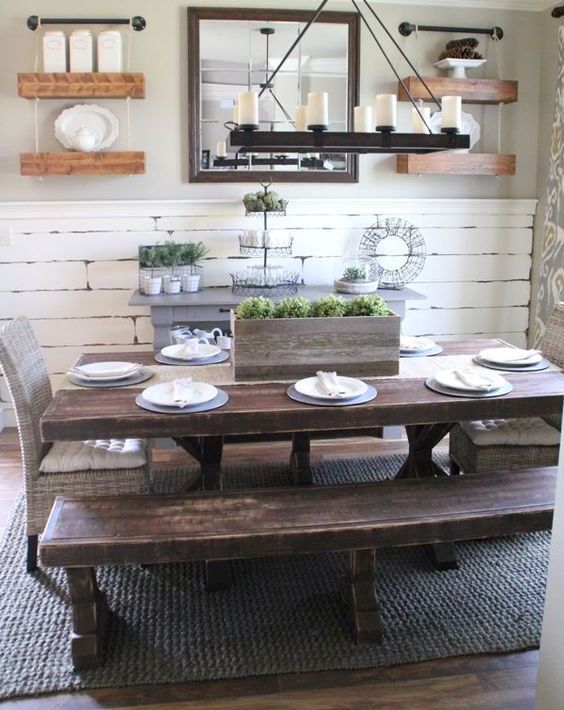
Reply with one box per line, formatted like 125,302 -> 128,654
155,342 -> 229,366
400,335 -> 443,358
473,347 -> 549,372
287,373 -> 377,407
426,367 -> 513,398
68,361 -> 152,388
136,380 -> 228,414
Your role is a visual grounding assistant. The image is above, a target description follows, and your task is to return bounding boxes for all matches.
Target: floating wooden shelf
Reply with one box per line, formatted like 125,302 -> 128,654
396,153 -> 516,176
17,73 -> 145,99
398,77 -> 518,105
20,151 -> 145,176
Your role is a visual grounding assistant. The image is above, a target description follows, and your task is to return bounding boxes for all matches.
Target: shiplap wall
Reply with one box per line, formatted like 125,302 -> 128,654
0,198 -> 536,428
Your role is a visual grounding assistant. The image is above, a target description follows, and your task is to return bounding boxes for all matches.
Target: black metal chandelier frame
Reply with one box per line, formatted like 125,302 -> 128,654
228,0 -> 470,155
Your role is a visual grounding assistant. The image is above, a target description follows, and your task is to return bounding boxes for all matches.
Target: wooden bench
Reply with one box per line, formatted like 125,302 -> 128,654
40,466 -> 557,670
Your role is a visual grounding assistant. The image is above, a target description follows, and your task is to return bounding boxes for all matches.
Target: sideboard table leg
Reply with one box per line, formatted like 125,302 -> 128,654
66,567 -> 107,670
290,432 -> 313,485
342,549 -> 383,643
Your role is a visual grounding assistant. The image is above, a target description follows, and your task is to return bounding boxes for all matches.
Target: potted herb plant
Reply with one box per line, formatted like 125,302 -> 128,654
138,240 -> 209,295
231,294 -> 399,381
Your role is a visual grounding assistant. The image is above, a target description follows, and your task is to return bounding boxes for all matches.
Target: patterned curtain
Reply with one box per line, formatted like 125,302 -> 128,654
533,25 -> 564,346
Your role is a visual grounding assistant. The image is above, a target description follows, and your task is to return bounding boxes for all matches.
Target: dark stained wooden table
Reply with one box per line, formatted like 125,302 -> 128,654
40,340 -> 564,581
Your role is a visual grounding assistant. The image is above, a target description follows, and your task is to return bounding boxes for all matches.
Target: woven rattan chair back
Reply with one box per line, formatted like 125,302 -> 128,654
541,303 -> 564,369
0,317 -> 52,484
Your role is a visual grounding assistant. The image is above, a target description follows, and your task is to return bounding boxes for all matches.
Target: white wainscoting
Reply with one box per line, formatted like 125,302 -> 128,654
0,198 -> 536,427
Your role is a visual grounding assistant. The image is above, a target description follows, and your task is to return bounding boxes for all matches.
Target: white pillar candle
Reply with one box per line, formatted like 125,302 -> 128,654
237,91 -> 259,128
295,105 -> 308,131
232,102 -> 239,124
441,95 -> 462,131
216,140 -> 227,157
354,105 -> 373,132
375,94 -> 397,129
411,105 -> 431,134
306,91 -> 329,129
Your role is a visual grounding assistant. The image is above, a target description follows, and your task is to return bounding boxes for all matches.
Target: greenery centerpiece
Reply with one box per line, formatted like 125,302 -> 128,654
334,259 -> 379,295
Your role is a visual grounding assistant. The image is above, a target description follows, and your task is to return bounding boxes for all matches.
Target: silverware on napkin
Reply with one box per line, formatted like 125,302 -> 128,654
316,371 -> 348,398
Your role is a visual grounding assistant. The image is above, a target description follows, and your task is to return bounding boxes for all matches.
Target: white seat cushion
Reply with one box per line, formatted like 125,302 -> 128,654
461,418 -> 560,447
39,439 -> 147,473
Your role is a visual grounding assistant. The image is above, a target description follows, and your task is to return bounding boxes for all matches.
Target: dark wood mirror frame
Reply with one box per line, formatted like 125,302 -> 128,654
187,7 -> 360,183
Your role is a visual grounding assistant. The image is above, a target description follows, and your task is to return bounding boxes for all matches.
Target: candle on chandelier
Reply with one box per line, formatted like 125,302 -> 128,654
306,91 -> 329,130
411,105 -> 431,134
375,94 -> 397,131
237,91 -> 259,129
441,96 -> 462,132
354,105 -> 373,132
295,105 -> 308,131
216,140 -> 227,158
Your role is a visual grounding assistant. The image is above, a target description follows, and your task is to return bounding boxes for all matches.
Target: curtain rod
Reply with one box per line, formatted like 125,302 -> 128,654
552,6 -> 564,18
26,15 -> 146,31
398,22 -> 503,40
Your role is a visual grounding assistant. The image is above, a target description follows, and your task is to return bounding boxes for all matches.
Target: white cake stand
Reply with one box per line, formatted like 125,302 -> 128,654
434,58 -> 487,79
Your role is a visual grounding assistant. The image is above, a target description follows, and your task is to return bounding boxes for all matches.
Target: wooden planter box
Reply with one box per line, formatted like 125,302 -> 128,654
230,310 -> 400,381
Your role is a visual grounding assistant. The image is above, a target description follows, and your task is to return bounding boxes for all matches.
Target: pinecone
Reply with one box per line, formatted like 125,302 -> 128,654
445,37 -> 479,51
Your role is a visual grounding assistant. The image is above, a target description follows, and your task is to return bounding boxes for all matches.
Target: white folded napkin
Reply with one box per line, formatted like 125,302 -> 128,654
497,348 -> 541,362
453,368 -> 496,391
316,371 -> 348,398
172,378 -> 195,407
70,363 -> 141,378
400,336 -> 435,352
176,340 -> 204,360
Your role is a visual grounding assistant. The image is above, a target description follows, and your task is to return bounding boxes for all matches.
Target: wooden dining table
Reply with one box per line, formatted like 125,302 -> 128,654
40,339 -> 564,585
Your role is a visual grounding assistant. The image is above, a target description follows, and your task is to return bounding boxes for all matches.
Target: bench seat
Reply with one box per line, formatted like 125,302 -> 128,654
40,466 -> 557,669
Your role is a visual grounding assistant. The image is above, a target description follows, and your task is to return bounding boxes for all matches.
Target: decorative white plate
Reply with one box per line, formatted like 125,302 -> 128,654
161,343 -> 221,361
54,104 -> 119,151
434,58 -> 487,79
400,336 -> 437,353
477,348 -> 543,366
142,381 -> 218,408
429,110 -> 480,151
70,361 -> 141,381
434,367 -> 507,392
294,376 -> 368,401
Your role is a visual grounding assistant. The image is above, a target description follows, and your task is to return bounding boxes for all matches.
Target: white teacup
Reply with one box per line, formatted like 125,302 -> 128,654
193,327 -> 223,341
216,335 -> 232,350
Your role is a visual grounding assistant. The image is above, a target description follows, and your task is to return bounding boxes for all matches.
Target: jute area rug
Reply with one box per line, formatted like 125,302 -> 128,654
0,454 -> 549,700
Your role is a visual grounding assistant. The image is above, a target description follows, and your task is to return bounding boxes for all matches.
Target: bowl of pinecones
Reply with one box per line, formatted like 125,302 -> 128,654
434,37 -> 486,78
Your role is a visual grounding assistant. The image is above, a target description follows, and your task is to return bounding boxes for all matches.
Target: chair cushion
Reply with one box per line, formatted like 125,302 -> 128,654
461,418 -> 560,447
39,439 -> 147,473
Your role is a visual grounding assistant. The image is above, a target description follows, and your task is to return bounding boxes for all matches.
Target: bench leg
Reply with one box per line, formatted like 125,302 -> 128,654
290,432 -> 313,485
342,549 -> 383,644
66,567 -> 107,670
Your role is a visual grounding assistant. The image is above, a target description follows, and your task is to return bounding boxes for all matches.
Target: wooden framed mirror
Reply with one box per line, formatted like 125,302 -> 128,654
188,7 -> 359,183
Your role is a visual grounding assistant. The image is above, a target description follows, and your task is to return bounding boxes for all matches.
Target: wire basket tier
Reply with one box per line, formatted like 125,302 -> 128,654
244,209 -> 287,218
230,268 -> 300,297
239,244 -> 293,257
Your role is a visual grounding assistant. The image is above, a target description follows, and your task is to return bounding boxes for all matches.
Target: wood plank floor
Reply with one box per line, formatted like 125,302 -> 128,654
0,428 -> 538,710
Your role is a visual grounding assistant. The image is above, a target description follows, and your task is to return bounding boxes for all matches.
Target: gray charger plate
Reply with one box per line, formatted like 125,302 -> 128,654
425,377 -> 513,398
154,351 -> 230,366
472,356 -> 550,372
68,367 -> 153,388
135,388 -> 229,414
287,384 -> 377,407
400,345 -> 444,358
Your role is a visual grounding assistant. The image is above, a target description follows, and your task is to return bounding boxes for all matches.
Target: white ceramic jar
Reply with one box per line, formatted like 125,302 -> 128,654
97,31 -> 123,72
42,31 -> 67,72
69,30 -> 93,72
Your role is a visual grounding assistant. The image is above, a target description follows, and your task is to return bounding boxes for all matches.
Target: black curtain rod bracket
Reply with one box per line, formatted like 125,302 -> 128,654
27,15 -> 146,31
552,6 -> 564,18
399,22 -> 503,40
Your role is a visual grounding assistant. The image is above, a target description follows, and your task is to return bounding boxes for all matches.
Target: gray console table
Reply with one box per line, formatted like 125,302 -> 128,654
130,285 -> 425,348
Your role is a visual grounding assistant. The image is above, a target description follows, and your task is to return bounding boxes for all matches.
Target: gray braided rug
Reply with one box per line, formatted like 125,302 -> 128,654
0,454 -> 550,700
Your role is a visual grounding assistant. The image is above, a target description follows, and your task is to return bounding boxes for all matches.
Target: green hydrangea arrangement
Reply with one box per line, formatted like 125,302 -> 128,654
242,190 -> 288,213
274,296 -> 312,319
310,294 -> 348,318
235,296 -> 275,320
346,294 -> 389,317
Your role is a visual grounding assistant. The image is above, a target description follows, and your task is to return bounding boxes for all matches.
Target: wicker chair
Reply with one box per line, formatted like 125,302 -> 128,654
449,304 -> 564,475
0,317 -> 152,572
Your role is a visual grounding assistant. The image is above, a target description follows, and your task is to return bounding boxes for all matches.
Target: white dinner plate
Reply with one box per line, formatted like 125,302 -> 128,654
294,376 -> 368,401
71,361 -> 141,381
400,336 -> 437,353
161,343 -> 221,361
142,381 -> 218,408
477,347 -> 543,367
434,367 -> 507,392
54,104 -> 119,151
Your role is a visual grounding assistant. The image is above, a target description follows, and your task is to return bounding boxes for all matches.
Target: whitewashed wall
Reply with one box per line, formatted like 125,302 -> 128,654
0,198 -> 535,427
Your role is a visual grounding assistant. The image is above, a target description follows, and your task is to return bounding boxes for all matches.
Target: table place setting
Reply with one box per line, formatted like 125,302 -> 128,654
67,361 -> 154,388
135,377 -> 229,414
400,335 -> 443,358
472,347 -> 550,372
155,339 -> 230,366
425,366 -> 513,398
287,370 -> 377,407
